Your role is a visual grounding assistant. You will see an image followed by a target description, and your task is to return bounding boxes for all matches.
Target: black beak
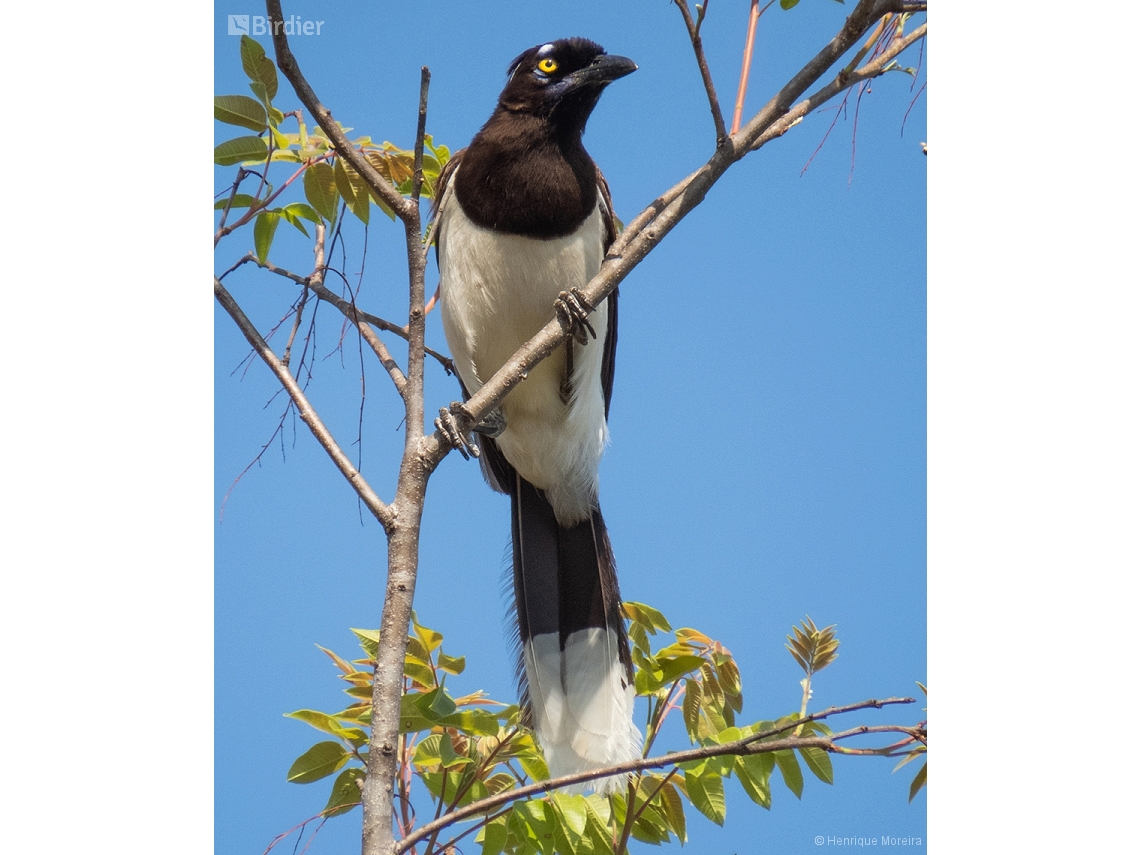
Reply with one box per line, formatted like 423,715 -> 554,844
566,53 -> 638,90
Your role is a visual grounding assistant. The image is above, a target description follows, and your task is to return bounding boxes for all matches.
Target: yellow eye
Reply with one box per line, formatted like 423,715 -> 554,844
537,58 -> 559,74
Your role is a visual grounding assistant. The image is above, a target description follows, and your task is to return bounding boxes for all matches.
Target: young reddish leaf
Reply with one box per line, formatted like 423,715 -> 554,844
623,601 -> 672,633
675,627 -> 712,646
315,644 -> 355,675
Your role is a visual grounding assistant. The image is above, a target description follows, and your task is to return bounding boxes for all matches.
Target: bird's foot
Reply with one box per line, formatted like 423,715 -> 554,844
555,288 -> 596,345
434,403 -> 480,460
473,407 -> 506,438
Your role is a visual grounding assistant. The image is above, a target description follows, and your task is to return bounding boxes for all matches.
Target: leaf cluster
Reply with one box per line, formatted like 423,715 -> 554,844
283,604 -> 873,855
215,35 -> 449,262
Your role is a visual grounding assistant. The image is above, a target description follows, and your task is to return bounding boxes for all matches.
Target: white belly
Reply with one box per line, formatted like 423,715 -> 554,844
438,184 -> 610,524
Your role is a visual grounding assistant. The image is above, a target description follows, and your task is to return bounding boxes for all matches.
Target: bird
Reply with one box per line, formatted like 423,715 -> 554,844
431,38 -> 639,793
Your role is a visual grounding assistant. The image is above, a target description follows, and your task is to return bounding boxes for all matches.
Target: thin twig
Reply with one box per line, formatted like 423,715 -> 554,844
396,696 -> 916,853
265,0 -> 413,222
424,0 -> 924,464
750,21 -> 927,152
673,0 -> 728,145
215,276 -> 396,532
731,0 -> 776,135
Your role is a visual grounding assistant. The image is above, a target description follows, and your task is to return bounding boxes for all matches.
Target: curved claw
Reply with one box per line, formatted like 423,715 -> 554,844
555,288 -> 596,345
473,407 -> 507,438
435,404 -> 480,460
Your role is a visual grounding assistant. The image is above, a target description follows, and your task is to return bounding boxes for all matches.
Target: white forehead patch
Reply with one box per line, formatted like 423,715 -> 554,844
537,43 -> 555,56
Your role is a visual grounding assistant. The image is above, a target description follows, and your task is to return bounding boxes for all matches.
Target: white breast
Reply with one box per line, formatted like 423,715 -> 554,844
437,177 -> 610,524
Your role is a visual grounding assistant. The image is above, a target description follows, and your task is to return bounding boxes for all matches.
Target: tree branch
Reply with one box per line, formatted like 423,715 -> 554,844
397,696 -> 917,853
673,0 -> 728,145
396,697 -> 912,852
420,0 -> 923,465
749,21 -> 927,151
214,276 -> 396,532
264,0 -> 414,222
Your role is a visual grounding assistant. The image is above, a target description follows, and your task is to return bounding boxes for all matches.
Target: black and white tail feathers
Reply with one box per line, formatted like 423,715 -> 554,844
508,468 -> 641,793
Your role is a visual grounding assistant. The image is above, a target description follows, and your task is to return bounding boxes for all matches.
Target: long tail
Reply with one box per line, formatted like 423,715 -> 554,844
510,472 -> 641,794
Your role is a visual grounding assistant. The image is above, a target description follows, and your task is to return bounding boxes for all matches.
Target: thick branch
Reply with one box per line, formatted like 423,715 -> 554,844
214,276 -> 396,532
420,0 -> 921,464
362,66 -> 435,855
264,0 -> 414,222
398,696 -> 917,853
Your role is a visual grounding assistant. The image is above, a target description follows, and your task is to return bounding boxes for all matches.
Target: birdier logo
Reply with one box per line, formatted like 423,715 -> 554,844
227,14 -> 325,36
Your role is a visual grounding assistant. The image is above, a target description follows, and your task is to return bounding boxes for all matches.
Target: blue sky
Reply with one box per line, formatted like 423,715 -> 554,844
8,5 -> 1138,855
214,2 -> 926,853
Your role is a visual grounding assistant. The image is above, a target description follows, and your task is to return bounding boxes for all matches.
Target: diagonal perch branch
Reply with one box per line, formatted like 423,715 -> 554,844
420,0 -> 926,465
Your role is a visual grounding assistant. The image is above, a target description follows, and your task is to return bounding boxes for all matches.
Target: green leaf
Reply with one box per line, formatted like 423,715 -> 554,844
583,797 -> 616,855
333,157 -> 357,205
799,745 -> 834,784
412,612 -> 444,652
323,766 -> 364,816
277,205 -> 310,238
780,0 -> 801,11
240,35 -> 278,100
270,123 -> 291,151
550,792 -> 589,838
657,780 -> 687,842
908,761 -> 927,802
287,741 -> 349,784
350,627 -> 379,660
630,803 -> 671,844
683,770 -> 726,825
253,211 -> 280,263
481,814 -> 509,855
681,678 -> 702,741
283,202 -> 321,224
304,162 -> 338,223
774,749 -> 804,798
623,601 -> 672,633
284,709 -> 366,745
735,754 -> 773,809
517,749 -> 549,784
214,95 -> 267,131
515,800 -> 555,855
214,135 -> 268,166
437,652 -> 466,675
483,772 -> 516,796
214,194 -> 258,211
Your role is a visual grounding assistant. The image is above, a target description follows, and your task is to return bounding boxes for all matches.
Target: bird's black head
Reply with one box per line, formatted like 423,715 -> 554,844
498,38 -> 637,132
